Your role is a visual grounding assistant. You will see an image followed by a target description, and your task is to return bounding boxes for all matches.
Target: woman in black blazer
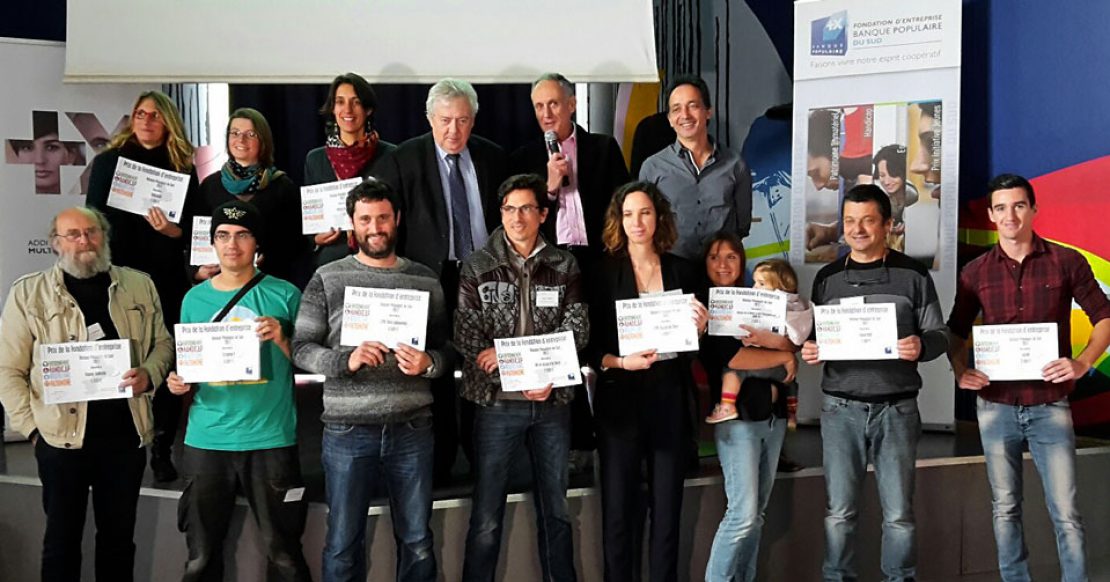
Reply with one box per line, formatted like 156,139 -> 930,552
591,180 -> 708,582
303,73 -> 396,267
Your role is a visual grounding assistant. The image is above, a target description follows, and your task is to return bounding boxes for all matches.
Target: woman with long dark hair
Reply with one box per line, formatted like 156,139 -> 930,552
591,180 -> 708,582
304,72 -> 397,267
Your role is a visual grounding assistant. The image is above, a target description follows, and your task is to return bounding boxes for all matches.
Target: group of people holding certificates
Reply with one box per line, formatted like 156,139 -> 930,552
0,71 -> 1104,582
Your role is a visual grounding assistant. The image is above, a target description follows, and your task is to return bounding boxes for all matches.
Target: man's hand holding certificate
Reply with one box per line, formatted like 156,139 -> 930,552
106,157 -> 190,223
973,323 -> 1059,381
40,339 -> 134,405
340,287 -> 430,350
301,178 -> 360,234
814,303 -> 899,360
708,287 -> 788,337
615,293 -> 700,356
174,322 -> 261,383
495,331 -> 582,392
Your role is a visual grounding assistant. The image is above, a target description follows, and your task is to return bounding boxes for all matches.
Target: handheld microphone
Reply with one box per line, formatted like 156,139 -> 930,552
544,130 -> 570,188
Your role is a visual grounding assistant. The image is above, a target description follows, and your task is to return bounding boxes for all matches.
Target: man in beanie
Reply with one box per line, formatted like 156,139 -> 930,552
166,200 -> 311,581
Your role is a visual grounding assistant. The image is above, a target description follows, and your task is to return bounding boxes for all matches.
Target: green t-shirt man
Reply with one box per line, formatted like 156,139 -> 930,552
179,272 -> 301,451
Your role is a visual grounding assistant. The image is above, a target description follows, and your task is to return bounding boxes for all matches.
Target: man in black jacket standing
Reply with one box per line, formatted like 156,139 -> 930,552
510,72 -> 629,461
378,78 -> 508,482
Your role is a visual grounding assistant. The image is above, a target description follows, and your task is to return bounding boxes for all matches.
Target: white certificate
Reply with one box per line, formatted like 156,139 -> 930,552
300,178 -> 360,234
106,157 -> 190,223
495,331 -> 582,392
340,287 -> 430,350
190,216 -> 217,266
708,287 -> 788,337
973,323 -> 1059,381
174,322 -> 261,384
40,340 -> 133,405
615,293 -> 699,356
814,303 -> 899,361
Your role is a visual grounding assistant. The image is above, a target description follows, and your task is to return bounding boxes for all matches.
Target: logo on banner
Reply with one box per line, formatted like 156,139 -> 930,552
811,11 -> 848,56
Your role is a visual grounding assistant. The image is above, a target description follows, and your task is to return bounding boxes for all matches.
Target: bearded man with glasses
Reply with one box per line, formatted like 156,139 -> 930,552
0,206 -> 174,582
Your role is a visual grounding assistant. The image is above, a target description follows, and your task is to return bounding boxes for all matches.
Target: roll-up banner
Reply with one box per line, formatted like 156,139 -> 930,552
790,0 -> 961,429
0,38 -> 155,440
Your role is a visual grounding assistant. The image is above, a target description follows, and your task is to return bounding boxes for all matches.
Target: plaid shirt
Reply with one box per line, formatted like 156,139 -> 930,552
947,235 -> 1110,405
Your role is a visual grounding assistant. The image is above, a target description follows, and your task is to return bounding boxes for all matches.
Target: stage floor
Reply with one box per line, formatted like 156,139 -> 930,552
3,382 -> 1106,505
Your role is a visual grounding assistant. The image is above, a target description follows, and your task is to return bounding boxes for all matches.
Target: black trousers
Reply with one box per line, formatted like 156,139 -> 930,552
435,260 -> 466,481
561,244 -> 600,452
177,445 -> 310,582
594,360 -> 693,582
35,439 -> 147,582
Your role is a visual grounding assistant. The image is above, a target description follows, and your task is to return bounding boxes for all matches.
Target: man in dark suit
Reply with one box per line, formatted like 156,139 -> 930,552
510,73 -> 630,259
378,78 -> 507,484
380,78 -> 507,275
510,73 -> 630,464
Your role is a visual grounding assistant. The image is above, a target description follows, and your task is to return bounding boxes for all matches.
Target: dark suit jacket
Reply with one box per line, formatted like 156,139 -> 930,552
379,133 -> 507,274
510,125 -> 629,249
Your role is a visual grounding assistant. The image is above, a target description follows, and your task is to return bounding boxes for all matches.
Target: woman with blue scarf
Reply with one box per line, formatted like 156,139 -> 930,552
198,108 -> 308,287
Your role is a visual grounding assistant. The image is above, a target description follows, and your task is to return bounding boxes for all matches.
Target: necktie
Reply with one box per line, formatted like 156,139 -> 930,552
446,153 -> 473,261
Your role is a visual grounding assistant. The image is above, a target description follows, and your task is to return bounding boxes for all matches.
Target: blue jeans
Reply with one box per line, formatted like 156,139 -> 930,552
462,400 -> 575,582
976,397 -> 1087,582
821,394 -> 920,582
321,416 -> 435,582
705,417 -> 787,582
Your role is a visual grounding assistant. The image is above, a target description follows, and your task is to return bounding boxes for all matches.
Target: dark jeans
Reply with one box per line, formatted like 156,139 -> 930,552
177,445 -> 310,582
462,400 -> 575,582
594,360 -> 693,582
321,417 -> 436,582
35,439 -> 146,582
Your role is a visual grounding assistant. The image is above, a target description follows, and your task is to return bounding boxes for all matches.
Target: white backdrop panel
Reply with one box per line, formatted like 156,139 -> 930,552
66,0 -> 659,84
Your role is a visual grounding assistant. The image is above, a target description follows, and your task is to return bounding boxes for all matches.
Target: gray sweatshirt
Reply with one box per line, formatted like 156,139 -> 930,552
292,256 -> 450,425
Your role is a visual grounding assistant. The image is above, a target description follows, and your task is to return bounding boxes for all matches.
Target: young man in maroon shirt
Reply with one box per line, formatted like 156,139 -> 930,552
947,173 -> 1110,582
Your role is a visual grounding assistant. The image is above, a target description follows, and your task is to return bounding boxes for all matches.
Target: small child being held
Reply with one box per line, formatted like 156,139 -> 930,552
705,259 -> 813,425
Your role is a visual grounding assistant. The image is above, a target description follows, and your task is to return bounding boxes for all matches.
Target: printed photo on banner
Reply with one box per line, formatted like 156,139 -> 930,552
803,100 -> 942,269
3,110 -> 126,195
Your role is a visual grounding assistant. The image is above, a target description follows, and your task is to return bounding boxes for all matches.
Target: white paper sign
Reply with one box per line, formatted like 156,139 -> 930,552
40,339 -> 132,405
973,323 -> 1059,381
340,287 -> 430,350
495,331 -> 582,392
190,216 -> 217,266
106,157 -> 190,223
174,322 -> 261,383
300,178 -> 360,234
615,293 -> 699,356
708,287 -> 789,337
814,303 -> 899,361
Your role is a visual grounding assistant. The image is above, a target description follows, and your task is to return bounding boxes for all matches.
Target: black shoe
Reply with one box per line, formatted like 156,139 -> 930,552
777,454 -> 804,473
150,449 -> 178,482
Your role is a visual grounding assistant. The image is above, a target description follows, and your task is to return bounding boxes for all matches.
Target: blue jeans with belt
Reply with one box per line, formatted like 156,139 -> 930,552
821,394 -> 920,582
976,396 -> 1087,582
462,399 -> 575,582
705,416 -> 787,582
321,416 -> 436,582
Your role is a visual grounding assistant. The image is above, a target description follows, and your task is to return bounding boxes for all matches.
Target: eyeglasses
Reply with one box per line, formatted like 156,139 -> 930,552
55,227 -> 102,242
228,129 -> 259,141
843,253 -> 890,287
213,231 -> 255,243
500,204 -> 540,216
133,109 -> 163,122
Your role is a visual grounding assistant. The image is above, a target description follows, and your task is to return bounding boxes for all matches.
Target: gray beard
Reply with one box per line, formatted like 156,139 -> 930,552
57,246 -> 112,279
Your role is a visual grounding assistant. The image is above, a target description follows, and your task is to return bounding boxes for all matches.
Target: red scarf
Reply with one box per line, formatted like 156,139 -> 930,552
324,131 -> 379,180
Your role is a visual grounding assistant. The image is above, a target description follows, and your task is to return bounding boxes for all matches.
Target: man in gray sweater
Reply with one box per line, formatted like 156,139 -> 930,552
292,179 -> 450,582
801,184 -> 948,582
